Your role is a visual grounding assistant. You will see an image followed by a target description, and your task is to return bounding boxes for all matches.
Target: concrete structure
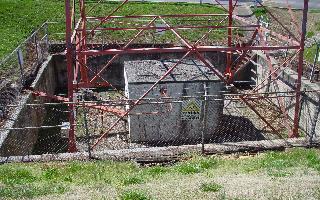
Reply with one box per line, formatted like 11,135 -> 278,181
256,52 -> 320,141
124,59 -> 224,144
0,55 -> 66,156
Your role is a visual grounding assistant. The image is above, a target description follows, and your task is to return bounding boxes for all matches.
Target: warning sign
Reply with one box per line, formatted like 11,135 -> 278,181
181,99 -> 202,120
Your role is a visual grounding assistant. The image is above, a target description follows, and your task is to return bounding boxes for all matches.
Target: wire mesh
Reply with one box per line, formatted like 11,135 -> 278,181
0,23 -> 50,88
0,1 -> 319,162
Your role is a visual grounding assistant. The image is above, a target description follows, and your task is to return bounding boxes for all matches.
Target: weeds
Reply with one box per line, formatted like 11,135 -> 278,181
120,190 -> 151,200
305,44 -> 318,63
200,182 -> 223,192
174,156 -> 218,174
123,176 -> 145,185
253,8 -> 267,18
307,31 -> 315,38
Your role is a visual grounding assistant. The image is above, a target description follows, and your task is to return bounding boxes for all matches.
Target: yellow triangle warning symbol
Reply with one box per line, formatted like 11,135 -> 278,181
182,101 -> 200,113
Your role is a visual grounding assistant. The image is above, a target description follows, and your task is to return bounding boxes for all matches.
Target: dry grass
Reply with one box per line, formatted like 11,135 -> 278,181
1,148 -> 320,199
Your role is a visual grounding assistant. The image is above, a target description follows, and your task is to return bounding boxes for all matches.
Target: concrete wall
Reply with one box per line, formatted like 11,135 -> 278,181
0,56 -> 59,156
126,81 -> 224,144
124,59 -> 225,145
256,52 -> 320,141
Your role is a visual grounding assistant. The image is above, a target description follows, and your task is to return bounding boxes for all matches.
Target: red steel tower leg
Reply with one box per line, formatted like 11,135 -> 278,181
79,0 -> 89,83
226,0 -> 233,80
291,0 -> 309,138
65,0 -> 77,152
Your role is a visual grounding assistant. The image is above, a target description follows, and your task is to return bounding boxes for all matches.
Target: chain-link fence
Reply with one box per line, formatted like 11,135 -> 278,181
0,18 -> 319,162
1,58 -> 318,161
0,23 -> 50,89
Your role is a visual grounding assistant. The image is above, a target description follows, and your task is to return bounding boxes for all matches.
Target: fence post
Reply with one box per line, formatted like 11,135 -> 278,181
45,22 -> 49,51
35,33 -> 40,65
309,97 -> 320,144
201,83 -> 208,154
84,107 -> 92,158
17,48 -> 25,87
310,42 -> 320,82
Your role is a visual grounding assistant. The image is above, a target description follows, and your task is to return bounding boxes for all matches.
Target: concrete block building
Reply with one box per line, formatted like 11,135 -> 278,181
124,59 -> 224,145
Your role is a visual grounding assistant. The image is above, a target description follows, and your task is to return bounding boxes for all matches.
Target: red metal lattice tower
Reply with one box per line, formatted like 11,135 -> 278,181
62,0 -> 309,152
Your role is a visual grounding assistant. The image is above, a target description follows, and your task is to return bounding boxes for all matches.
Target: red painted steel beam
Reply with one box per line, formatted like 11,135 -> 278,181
79,0 -> 89,83
225,0 -> 233,80
76,24 -> 259,32
79,45 -> 300,56
291,0 -> 309,138
30,89 -> 125,117
31,90 -> 69,102
86,13 -> 229,20
65,0 -> 77,153
75,32 -> 81,82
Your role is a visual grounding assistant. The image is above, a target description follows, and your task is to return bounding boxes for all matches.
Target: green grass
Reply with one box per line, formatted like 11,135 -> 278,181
307,31 -> 315,38
0,1 -> 226,60
253,7 -> 267,18
309,9 -> 320,14
174,156 -> 218,174
123,176 -> 145,185
200,182 -> 223,192
0,148 -> 319,199
120,190 -> 151,200
0,0 -> 65,59
305,44 -> 318,63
